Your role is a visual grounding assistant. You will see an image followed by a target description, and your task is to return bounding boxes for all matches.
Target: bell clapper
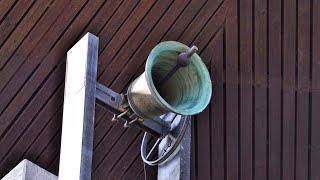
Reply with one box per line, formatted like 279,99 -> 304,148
158,45 -> 198,86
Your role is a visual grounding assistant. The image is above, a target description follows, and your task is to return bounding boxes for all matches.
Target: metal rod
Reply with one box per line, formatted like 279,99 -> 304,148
147,139 -> 161,159
158,46 -> 198,86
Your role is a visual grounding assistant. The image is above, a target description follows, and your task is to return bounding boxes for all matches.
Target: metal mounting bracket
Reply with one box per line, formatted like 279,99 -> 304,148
59,32 -> 191,180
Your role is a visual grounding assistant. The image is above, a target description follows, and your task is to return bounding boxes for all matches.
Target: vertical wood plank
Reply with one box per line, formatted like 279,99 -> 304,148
254,0 -> 268,179
268,0 -> 282,179
225,0 -> 239,179
310,0 -> 320,179
196,107 -> 211,179
296,0 -> 311,179
239,0 -> 253,179
196,20 -> 225,180
191,118 -> 197,180
282,0 -> 297,179
211,30 -> 225,180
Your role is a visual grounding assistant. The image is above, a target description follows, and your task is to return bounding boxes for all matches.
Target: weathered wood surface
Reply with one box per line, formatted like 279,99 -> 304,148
0,0 -> 318,179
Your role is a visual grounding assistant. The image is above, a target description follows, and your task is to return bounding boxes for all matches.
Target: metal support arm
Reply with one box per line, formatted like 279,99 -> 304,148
95,82 -> 170,138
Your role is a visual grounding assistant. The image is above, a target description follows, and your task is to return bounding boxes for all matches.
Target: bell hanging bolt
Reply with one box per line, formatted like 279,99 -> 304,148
117,109 -> 130,118
111,114 -> 118,122
129,113 -> 136,119
129,117 -> 139,125
123,121 -> 129,128
112,109 -> 130,123
124,117 -> 139,128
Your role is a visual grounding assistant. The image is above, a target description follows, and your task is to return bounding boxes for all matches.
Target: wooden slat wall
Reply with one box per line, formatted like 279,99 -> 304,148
0,0 -> 318,179
191,0 -> 319,180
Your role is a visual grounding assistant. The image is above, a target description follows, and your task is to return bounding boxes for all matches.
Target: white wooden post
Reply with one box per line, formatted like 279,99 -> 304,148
58,33 -> 98,180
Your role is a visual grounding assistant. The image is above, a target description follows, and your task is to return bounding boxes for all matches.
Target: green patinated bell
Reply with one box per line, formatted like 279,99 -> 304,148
127,41 -> 212,121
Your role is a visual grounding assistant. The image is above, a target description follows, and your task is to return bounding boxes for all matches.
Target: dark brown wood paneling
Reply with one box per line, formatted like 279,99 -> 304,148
311,0 -> 320,179
254,0 -> 268,179
0,0 -> 35,48
268,0 -> 282,179
239,0 -> 253,179
225,0 -> 239,179
0,0 -> 318,179
296,0 -> 311,179
282,0 -> 297,179
0,0 -> 17,24
210,29 -> 225,180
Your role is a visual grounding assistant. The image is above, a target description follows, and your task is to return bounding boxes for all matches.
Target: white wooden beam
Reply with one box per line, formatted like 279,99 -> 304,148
58,33 -> 98,180
2,159 -> 57,180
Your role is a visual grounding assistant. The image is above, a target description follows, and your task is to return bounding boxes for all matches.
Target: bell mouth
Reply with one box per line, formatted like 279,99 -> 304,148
145,41 -> 212,115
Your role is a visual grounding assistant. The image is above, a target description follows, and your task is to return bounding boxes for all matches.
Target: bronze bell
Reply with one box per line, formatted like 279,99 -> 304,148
127,41 -> 212,121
